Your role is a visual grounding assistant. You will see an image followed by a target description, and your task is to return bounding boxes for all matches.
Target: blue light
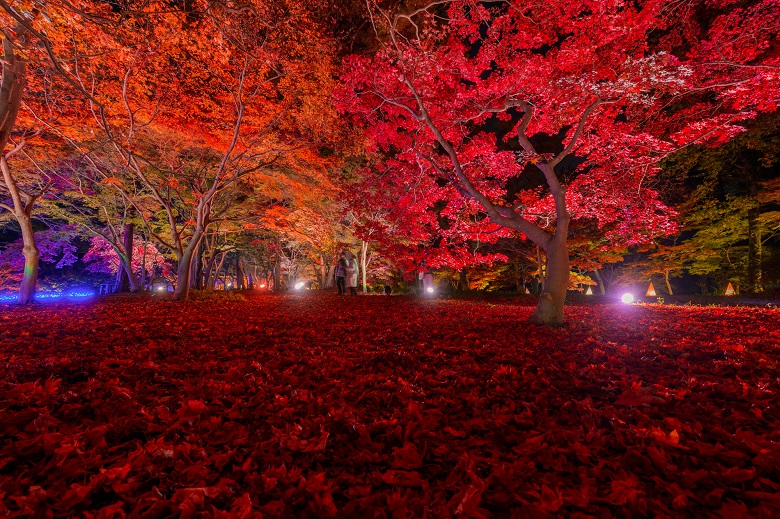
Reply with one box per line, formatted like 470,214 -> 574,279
66,291 -> 95,298
0,290 -> 95,302
35,293 -> 62,300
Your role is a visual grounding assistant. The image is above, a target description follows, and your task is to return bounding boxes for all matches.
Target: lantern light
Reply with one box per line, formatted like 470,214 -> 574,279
585,286 -> 593,295
725,282 -> 736,296
646,282 -> 656,297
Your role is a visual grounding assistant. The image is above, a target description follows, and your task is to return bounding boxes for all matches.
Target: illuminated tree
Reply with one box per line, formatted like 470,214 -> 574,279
340,0 -> 780,323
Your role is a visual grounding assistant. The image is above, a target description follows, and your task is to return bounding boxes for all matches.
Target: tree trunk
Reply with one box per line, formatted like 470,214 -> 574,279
0,35 -> 34,304
173,232 -> 204,301
192,242 -> 204,290
747,178 -> 763,293
213,252 -> 228,289
140,236 -> 148,291
319,255 -> 328,289
236,251 -> 245,290
459,268 -> 468,290
594,268 -> 606,295
360,240 -> 369,293
115,223 -> 135,292
116,253 -> 139,293
531,236 -> 568,325
273,254 -> 281,292
664,269 -> 673,296
17,212 -> 38,305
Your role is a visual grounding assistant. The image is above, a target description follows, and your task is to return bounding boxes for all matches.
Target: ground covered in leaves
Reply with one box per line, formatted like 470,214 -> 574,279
1,292 -> 779,518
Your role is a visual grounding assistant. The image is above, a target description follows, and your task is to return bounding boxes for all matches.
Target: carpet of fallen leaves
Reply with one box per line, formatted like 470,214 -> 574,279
1,292 -> 779,518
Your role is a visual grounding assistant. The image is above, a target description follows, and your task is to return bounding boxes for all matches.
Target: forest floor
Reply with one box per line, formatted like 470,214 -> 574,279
1,292 -> 779,518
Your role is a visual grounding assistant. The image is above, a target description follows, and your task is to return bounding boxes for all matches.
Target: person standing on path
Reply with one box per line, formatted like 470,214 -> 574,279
346,252 -> 360,295
335,252 -> 348,295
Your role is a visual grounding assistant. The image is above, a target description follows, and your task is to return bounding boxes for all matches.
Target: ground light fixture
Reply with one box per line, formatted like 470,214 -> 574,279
426,287 -> 434,294
294,281 -> 305,290
621,293 -> 635,304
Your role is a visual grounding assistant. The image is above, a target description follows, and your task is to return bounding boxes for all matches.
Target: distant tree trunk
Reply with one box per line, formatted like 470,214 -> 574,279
202,251 -> 217,289
192,242 -> 204,290
664,269 -> 673,296
273,254 -> 281,292
318,254 -> 329,289
459,268 -> 469,290
216,252 -> 228,288
236,251 -> 245,289
140,236 -> 148,291
747,177 -> 763,293
594,268 -> 606,295
360,240 -> 369,293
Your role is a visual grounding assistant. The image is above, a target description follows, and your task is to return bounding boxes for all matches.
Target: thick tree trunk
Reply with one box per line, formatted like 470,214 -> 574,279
531,236 -> 569,325
116,253 -> 139,293
664,269 -> 673,296
173,232 -> 204,301
459,268 -> 468,290
115,223 -> 136,292
17,213 -> 38,305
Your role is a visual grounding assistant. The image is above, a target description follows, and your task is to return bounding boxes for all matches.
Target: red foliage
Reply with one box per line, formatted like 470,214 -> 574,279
1,294 -> 779,517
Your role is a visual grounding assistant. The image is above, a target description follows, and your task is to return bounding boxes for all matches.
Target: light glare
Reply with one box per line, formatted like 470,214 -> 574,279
621,293 -> 634,304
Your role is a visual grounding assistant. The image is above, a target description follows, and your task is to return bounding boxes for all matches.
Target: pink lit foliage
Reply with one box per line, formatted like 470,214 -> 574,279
83,236 -> 170,277
0,230 -> 78,290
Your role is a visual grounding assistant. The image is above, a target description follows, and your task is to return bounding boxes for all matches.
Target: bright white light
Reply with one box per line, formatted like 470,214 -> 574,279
156,286 -> 166,292
259,283 -> 266,289
426,287 -> 434,293
295,281 -> 305,290
621,293 -> 635,304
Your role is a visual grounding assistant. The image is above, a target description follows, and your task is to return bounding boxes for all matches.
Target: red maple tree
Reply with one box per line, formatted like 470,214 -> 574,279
339,0 -> 780,323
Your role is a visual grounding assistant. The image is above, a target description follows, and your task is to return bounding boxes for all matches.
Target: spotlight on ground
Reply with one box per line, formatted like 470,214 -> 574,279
621,293 -> 635,304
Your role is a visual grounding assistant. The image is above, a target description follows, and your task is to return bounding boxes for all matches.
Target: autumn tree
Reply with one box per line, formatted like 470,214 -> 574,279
339,0 -> 780,323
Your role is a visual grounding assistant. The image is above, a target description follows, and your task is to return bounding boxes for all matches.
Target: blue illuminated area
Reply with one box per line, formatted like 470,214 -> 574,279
0,290 -> 96,302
